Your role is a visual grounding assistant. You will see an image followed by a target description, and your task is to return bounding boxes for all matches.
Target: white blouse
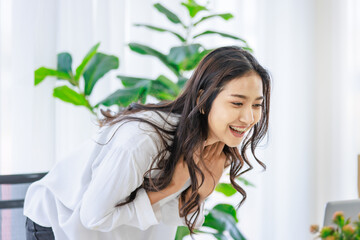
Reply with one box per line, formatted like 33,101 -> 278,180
24,111 -> 204,240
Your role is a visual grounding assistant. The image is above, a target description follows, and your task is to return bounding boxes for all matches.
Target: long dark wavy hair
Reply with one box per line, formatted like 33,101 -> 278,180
100,46 -> 271,233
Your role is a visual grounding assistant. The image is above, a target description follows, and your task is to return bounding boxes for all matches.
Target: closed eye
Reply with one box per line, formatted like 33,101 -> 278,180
231,102 -> 243,106
232,103 -> 264,107
253,103 -> 264,108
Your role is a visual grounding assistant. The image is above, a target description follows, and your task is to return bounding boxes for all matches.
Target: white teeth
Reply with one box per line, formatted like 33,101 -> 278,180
230,126 -> 246,133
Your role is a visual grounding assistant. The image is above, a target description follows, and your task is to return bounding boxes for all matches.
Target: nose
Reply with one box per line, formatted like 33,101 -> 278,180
239,106 -> 254,125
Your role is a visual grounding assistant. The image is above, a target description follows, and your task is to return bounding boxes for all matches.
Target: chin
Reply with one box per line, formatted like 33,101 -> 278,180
224,141 -> 242,148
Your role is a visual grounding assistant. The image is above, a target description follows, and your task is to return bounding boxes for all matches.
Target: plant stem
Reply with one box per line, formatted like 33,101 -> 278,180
76,86 -> 96,116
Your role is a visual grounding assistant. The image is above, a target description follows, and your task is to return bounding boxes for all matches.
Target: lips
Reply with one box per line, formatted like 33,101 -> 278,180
229,125 -> 246,134
229,126 -> 246,137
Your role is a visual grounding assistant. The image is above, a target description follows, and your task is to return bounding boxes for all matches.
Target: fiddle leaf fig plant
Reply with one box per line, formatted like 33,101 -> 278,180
117,0 -> 252,105
175,203 -> 246,240
34,43 -> 119,115
34,0 -> 252,115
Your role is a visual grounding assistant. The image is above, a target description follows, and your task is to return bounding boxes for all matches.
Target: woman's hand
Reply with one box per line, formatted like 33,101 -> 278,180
171,142 -> 226,196
193,141 -> 226,201
178,142 -> 226,213
149,142 -> 226,206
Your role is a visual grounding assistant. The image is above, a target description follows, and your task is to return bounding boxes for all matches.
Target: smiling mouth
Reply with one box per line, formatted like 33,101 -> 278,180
229,126 -> 247,134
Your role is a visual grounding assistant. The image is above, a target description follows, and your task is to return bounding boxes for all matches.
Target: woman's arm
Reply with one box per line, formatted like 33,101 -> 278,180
146,184 -> 179,205
146,155 -> 191,204
79,136 -> 165,231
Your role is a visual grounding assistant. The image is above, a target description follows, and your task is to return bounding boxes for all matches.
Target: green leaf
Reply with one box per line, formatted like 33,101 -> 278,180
181,0 -> 208,18
129,43 -> 180,77
193,30 -> 248,44
241,46 -> 254,53
117,75 -> 178,101
213,204 -> 238,223
149,90 -> 175,101
148,81 -> 176,101
134,24 -> 186,42
215,183 -> 237,197
167,44 -> 202,64
237,177 -> 255,187
149,76 -> 178,101
203,209 -> 246,240
203,211 -> 226,233
96,81 -> 150,107
153,3 -> 182,24
75,42 -> 100,82
177,76 -> 188,88
138,83 -> 150,104
193,13 -> 234,26
53,86 -> 90,109
155,75 -> 180,95
212,233 -> 228,240
57,53 -> 72,74
180,48 -> 212,71
83,52 -> 119,96
96,88 -> 140,107
175,226 -> 190,240
34,67 -> 71,85
117,75 -> 152,88
167,44 -> 210,71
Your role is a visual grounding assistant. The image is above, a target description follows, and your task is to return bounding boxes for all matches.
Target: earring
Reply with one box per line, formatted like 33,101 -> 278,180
200,108 -> 205,114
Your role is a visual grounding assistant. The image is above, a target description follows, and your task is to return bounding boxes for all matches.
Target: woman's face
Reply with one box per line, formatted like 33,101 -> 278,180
206,72 -> 264,147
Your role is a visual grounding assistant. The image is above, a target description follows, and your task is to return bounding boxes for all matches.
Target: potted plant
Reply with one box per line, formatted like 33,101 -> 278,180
310,211 -> 360,240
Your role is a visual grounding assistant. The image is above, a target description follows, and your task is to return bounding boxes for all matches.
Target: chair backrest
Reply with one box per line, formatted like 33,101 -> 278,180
0,172 -> 47,240
323,199 -> 360,227
358,154 -> 360,198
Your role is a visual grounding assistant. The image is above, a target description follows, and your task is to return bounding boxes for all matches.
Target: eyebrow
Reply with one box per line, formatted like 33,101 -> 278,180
230,94 -> 264,100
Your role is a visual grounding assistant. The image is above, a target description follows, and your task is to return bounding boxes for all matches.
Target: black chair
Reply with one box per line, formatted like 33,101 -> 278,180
0,172 -> 47,240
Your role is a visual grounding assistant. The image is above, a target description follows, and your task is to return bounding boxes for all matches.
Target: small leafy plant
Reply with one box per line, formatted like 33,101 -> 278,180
119,0 -> 252,104
34,0 -> 251,116
35,43 -> 119,115
310,211 -> 360,240
175,176 -> 254,240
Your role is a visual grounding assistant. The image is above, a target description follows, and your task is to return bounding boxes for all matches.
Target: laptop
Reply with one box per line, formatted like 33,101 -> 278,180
323,199 -> 360,227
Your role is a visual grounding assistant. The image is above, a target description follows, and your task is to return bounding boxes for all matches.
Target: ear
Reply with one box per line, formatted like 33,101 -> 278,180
196,89 -> 205,114
196,89 -> 204,106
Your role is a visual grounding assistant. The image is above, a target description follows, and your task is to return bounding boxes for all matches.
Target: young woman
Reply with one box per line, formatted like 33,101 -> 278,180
24,46 -> 271,240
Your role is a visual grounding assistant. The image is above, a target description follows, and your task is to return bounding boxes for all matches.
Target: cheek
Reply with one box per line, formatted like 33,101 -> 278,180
208,107 -> 232,132
254,110 -> 262,123
211,108 -> 234,125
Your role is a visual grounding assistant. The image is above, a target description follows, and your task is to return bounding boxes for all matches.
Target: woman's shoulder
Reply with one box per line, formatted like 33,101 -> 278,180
94,110 -> 180,151
135,110 -> 181,130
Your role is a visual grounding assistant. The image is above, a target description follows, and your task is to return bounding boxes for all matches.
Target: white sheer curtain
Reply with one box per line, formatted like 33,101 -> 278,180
0,0 -> 359,239
236,0 -> 360,239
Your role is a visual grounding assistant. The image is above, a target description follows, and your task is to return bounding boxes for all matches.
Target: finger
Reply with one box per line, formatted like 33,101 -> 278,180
203,143 -> 217,159
205,142 -> 222,157
208,141 -> 223,156
215,142 -> 225,156
193,143 -> 206,163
